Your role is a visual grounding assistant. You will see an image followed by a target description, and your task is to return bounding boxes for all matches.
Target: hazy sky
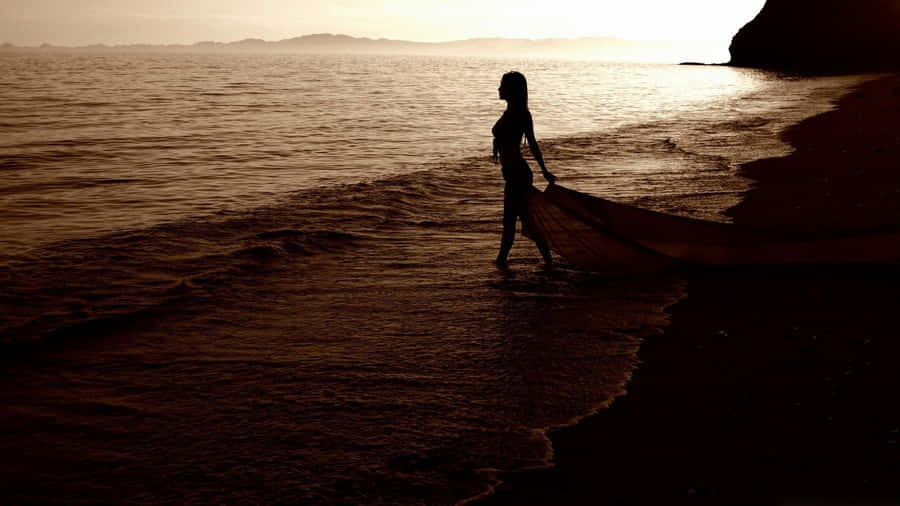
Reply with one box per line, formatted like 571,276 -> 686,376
1,0 -> 766,46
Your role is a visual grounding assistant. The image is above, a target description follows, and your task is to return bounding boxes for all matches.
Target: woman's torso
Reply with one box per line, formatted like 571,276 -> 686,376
492,110 -> 532,184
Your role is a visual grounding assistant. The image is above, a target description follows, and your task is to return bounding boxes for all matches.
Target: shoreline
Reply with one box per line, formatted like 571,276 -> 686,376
478,74 -> 900,505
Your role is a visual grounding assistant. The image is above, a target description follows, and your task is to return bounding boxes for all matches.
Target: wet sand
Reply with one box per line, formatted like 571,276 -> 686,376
479,74 -> 900,505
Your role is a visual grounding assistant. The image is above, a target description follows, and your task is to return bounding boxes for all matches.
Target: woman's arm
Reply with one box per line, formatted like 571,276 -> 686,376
524,112 -> 556,184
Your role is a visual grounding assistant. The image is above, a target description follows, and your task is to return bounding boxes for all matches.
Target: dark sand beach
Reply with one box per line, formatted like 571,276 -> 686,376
480,74 -> 900,505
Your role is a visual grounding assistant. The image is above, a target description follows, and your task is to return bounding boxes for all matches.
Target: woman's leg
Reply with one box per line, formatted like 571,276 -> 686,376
496,184 -> 517,265
516,184 -> 553,268
535,236 -> 553,268
522,193 -> 552,267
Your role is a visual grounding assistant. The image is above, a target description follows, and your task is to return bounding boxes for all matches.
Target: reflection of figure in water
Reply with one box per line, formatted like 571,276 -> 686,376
492,71 -> 556,268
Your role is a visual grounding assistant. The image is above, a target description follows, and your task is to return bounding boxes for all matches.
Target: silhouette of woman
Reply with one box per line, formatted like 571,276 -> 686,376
492,71 -> 556,268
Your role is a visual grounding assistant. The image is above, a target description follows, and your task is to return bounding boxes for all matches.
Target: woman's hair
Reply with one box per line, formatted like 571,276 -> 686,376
501,71 -> 528,110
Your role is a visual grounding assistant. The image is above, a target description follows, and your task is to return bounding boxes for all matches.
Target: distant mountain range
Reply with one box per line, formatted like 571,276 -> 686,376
0,33 -> 723,63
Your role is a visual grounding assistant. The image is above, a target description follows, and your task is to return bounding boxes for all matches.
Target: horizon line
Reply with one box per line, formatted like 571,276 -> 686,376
1,32 -> 731,50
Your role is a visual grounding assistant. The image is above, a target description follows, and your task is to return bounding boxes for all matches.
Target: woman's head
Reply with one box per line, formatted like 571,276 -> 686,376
499,71 -> 528,108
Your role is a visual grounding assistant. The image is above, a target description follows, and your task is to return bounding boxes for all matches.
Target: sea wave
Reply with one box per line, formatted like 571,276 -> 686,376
0,158 -> 484,347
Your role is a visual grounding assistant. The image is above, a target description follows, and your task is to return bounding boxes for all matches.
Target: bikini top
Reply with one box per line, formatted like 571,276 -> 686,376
492,110 -> 527,146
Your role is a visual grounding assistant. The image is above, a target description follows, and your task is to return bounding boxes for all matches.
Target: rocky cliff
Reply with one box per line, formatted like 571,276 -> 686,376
729,0 -> 900,72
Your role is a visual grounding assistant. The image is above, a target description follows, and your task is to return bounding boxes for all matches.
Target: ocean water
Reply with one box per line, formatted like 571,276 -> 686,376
0,53 -> 870,504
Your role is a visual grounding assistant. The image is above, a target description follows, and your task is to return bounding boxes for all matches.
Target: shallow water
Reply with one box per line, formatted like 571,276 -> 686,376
0,54 -> 866,256
0,53 -> 873,504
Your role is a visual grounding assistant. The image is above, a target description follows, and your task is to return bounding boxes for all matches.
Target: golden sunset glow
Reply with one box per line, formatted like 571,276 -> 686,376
7,0 -> 900,502
2,0 -> 766,46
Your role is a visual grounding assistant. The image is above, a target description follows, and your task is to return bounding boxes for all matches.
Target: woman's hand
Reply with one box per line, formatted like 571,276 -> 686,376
542,170 -> 557,184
